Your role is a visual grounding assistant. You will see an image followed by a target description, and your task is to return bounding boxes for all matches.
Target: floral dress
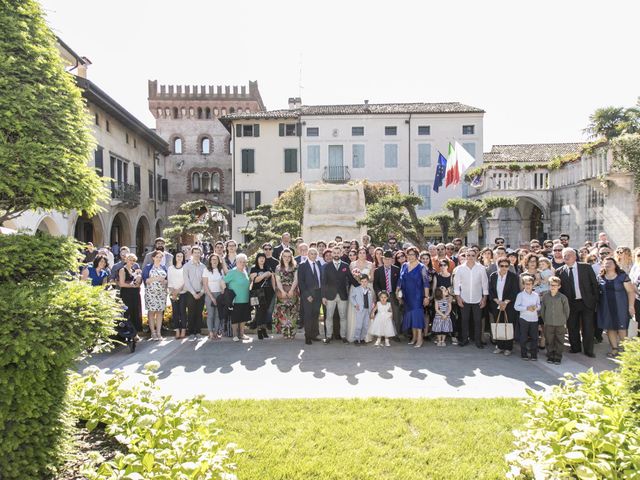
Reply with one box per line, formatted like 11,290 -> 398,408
145,266 -> 168,312
272,266 -> 299,337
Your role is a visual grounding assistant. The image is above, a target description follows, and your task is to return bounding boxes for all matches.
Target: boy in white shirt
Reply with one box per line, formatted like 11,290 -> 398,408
514,275 -> 541,361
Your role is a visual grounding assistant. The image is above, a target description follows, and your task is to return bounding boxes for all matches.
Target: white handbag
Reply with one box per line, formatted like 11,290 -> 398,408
628,318 -> 638,338
491,310 -> 514,341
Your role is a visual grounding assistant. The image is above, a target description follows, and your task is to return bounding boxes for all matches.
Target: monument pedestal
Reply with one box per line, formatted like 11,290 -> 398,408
302,183 -> 367,242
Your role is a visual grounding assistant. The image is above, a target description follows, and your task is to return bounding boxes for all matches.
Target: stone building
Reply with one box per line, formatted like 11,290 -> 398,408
468,142 -> 640,248
5,39 -> 170,255
148,80 -> 266,235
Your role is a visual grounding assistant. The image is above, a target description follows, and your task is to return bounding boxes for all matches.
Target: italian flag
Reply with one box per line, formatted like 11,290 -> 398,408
445,142 -> 477,188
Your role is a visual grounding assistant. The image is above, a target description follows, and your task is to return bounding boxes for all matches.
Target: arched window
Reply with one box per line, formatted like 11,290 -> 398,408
201,172 -> 210,192
221,108 -> 226,116
191,172 -> 201,192
189,107 -> 194,117
173,137 -> 183,154
245,108 -> 251,114
236,107 -> 243,114
201,137 -> 211,155
213,108 -> 219,116
197,107 -> 203,119
157,108 -> 163,118
173,107 -> 179,119
229,107 -> 235,114
211,172 -> 220,192
164,108 -> 170,117
205,107 -> 211,119
181,107 -> 186,117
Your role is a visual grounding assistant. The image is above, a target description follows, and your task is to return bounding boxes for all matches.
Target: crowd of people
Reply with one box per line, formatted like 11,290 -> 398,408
80,230 -> 640,362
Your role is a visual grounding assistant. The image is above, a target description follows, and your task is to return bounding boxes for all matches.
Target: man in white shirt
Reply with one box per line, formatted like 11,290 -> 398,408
184,246 -> 206,338
453,249 -> 489,348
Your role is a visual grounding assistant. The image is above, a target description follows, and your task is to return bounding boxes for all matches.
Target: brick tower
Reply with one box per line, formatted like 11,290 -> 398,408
148,80 -> 266,235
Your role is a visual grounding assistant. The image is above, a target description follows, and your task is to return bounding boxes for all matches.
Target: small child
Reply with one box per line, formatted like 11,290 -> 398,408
369,291 -> 396,347
514,275 -> 542,361
536,258 -> 553,295
350,274 -> 373,345
540,276 -> 570,365
432,287 -> 453,346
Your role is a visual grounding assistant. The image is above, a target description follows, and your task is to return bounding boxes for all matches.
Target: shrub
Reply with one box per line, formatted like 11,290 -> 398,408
620,337 -> 640,417
360,179 -> 400,205
67,362 -> 241,479
506,338 -> 640,479
0,280 -> 120,479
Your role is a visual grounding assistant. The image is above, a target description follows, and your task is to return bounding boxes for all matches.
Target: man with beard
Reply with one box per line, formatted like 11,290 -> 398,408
142,237 -> 174,267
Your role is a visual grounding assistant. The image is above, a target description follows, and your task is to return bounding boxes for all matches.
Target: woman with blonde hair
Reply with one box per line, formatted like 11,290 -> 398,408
615,246 -> 633,273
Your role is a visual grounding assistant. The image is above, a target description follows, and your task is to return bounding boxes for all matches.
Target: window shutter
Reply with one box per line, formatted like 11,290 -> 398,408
255,191 -> 261,207
236,124 -> 242,137
254,124 -> 260,137
235,191 -> 243,214
94,147 -> 104,176
241,150 -> 248,173
249,150 -> 255,173
161,179 -> 169,201
296,122 -> 302,137
279,123 -> 285,136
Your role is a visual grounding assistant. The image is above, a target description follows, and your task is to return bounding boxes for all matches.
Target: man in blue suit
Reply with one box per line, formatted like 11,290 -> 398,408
298,247 -> 323,345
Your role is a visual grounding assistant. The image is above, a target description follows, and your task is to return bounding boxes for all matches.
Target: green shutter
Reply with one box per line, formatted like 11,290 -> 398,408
236,124 -> 242,137
279,123 -> 285,136
255,191 -> 261,207
254,124 -> 260,137
249,150 -> 255,173
235,191 -> 243,214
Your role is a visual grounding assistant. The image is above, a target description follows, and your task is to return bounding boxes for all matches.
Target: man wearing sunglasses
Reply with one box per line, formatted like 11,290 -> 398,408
453,249 -> 489,348
551,243 -> 565,269
494,237 -> 505,248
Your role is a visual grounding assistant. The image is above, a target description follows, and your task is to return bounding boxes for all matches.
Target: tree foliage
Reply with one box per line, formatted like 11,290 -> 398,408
240,204 -> 299,256
163,200 -> 230,247
584,100 -> 640,140
0,0 -> 107,224
272,180 -> 305,234
611,133 -> 640,191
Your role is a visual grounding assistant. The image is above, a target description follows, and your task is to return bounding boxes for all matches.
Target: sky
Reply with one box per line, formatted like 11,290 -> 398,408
39,0 -> 639,151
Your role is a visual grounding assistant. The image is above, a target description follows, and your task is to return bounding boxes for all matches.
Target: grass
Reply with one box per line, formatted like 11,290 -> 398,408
206,397 -> 523,480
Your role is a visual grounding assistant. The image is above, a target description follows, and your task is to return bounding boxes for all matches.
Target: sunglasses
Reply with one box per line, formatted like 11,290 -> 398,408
499,264 -> 510,268
264,247 -> 272,250
553,249 -> 563,252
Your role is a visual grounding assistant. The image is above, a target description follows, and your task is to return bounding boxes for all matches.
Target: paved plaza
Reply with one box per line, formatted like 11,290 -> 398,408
83,333 -> 616,400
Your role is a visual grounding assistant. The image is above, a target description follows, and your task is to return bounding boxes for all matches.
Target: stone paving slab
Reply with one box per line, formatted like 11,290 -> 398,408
81,333 -> 616,400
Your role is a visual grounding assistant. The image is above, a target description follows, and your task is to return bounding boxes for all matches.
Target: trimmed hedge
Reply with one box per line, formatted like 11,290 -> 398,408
0,234 -> 120,479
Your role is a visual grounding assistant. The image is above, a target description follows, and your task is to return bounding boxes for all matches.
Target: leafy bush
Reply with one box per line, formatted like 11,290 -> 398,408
360,179 -> 400,205
272,181 -> 305,236
619,337 -> 640,417
0,233 -> 83,282
68,362 -> 240,479
0,280 -> 120,479
506,338 -> 640,479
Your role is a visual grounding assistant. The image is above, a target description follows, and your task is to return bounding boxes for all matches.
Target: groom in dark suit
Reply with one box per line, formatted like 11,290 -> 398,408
298,247 -> 323,345
373,250 -> 401,340
321,245 -> 359,343
556,248 -> 599,357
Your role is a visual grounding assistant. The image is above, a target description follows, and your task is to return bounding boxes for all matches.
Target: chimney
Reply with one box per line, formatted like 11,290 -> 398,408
364,99 -> 369,105
288,97 -> 296,109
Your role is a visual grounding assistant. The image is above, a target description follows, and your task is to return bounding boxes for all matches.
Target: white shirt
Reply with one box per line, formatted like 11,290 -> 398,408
167,265 -> 185,293
333,261 -> 342,270
202,268 -> 223,293
496,273 -> 507,301
514,290 -> 541,322
453,262 -> 489,304
567,264 -> 582,299
592,262 -> 601,277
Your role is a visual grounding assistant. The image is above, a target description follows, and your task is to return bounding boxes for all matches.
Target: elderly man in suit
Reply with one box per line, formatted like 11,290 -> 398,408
273,232 -> 294,260
555,247 -> 599,357
321,245 -> 360,344
373,250 -> 401,340
298,247 -> 323,345
142,237 -> 173,267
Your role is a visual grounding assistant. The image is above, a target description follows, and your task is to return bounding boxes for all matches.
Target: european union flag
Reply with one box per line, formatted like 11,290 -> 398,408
433,152 -> 447,192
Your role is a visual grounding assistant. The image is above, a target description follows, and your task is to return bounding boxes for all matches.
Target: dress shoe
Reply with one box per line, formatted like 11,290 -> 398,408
569,349 -> 581,354
333,334 -> 342,340
392,336 -> 402,343
476,344 -> 485,349
323,338 -> 331,344
305,339 -> 312,345
312,337 -> 322,342
458,341 -> 469,347
342,338 -> 349,344
585,352 -> 596,358
257,329 -> 264,340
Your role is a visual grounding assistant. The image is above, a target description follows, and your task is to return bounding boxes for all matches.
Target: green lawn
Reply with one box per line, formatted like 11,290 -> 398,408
206,398 -> 523,480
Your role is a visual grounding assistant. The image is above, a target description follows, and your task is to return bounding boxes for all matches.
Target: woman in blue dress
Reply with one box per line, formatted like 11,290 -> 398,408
81,254 -> 109,287
397,246 -> 430,348
597,257 -> 636,357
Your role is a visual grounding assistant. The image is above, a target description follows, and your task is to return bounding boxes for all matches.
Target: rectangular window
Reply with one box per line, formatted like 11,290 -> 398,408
462,142 -> 476,159
418,125 -> 431,135
94,147 -> 104,176
384,144 -> 398,167
157,175 -> 162,202
306,127 -> 319,137
241,149 -> 255,173
133,164 -> 141,191
125,133 -> 129,144
238,124 -> 260,137
307,145 -> 320,169
418,144 -> 431,167
462,125 -> 475,135
161,179 -> 169,202
133,138 -> 137,148
418,184 -> 431,210
235,191 -> 261,214
279,123 -> 298,136
352,144 -> 365,168
106,120 -> 110,132
352,126 -> 365,136
94,113 -> 99,126
385,126 -> 397,136
284,148 -> 298,173
148,171 -> 154,199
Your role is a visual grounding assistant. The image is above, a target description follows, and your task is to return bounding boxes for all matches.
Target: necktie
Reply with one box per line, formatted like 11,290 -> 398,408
311,262 -> 318,287
568,266 -> 576,299
385,268 -> 391,292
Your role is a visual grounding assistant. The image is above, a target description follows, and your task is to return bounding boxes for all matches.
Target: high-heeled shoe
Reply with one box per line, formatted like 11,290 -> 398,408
414,342 -> 423,348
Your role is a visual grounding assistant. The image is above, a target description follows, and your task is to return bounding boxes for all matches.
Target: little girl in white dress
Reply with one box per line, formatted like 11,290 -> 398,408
368,291 -> 396,347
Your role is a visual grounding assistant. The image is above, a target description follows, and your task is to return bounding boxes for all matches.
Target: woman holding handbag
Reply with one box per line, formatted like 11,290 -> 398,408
272,248 -> 299,339
250,252 -> 275,340
488,259 -> 520,356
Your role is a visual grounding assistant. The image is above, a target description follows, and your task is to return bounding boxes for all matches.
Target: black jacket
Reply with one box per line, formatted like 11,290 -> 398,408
488,270 -> 520,321
321,260 -> 359,301
298,260 -> 322,294
555,262 -> 599,310
273,243 -> 294,260
373,264 -> 400,296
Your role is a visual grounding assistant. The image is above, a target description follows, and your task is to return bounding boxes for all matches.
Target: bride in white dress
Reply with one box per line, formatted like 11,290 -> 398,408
347,247 -> 374,342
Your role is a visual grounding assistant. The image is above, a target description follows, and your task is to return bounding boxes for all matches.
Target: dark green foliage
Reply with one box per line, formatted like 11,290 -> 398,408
0,233 -> 82,282
0,0 -> 107,224
163,200 -> 229,247
360,180 -> 400,205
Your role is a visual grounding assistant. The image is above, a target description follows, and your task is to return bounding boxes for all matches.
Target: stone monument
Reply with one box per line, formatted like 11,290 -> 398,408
302,183 -> 367,242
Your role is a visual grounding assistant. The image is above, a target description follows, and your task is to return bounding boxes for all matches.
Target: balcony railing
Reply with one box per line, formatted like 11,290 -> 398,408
111,181 -> 140,207
322,166 -> 351,184
470,170 -> 550,195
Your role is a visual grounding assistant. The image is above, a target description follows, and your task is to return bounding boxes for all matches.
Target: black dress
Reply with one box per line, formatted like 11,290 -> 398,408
250,265 -> 275,328
120,267 -> 143,332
